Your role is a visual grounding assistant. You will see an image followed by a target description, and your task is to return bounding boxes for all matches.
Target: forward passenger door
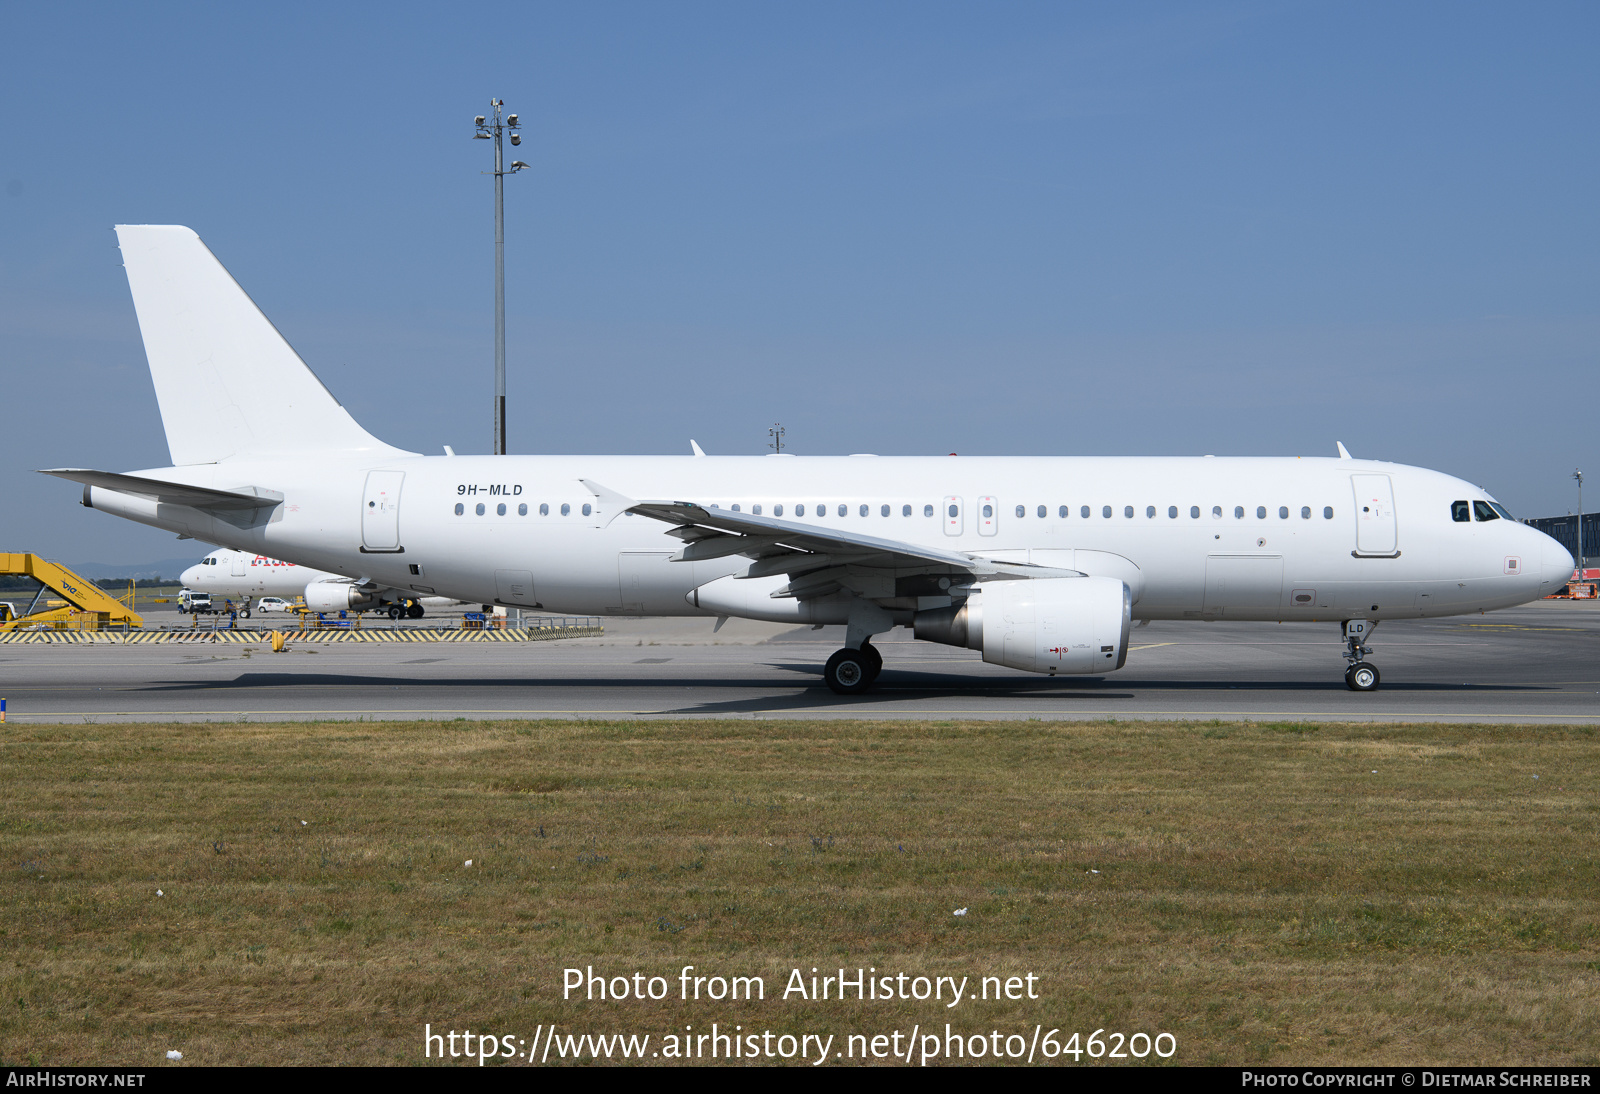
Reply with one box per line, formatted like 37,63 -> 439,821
1351,474 -> 1398,557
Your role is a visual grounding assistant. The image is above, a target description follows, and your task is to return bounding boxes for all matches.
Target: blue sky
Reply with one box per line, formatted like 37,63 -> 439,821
2,2 -> 1596,566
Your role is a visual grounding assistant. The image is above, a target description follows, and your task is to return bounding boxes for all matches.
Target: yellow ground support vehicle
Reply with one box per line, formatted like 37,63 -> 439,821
0,553 -> 144,632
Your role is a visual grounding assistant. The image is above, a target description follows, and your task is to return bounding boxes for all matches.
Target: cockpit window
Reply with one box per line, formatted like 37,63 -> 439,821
1451,500 -> 1470,523
1472,501 -> 1499,522
1489,502 -> 1514,520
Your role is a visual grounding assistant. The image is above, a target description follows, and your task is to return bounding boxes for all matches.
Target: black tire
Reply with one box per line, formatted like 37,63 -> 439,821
824,648 -> 873,695
407,603 -> 425,619
239,609 -> 250,619
860,641 -> 883,682
1345,663 -> 1380,692
388,605 -> 403,620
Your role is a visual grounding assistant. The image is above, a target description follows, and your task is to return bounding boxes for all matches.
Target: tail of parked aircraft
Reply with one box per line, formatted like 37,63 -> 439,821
115,225 -> 410,466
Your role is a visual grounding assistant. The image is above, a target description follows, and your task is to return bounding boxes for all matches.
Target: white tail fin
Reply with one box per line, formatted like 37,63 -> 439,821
115,225 -> 410,465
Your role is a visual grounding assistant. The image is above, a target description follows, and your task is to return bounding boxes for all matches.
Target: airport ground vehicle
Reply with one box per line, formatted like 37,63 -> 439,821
45,226 -> 1576,693
254,596 -> 295,613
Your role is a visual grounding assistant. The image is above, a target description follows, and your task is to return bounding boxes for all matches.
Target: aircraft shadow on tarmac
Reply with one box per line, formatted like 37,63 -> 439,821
136,663 -> 1549,712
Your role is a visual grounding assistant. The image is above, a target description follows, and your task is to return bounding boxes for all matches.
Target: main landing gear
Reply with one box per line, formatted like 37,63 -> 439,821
1342,619 -> 1380,692
386,599 -> 426,620
823,639 -> 883,695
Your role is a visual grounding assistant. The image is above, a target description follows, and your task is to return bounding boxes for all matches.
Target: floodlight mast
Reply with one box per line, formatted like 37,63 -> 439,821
474,100 -> 526,455
1576,469 -> 1586,573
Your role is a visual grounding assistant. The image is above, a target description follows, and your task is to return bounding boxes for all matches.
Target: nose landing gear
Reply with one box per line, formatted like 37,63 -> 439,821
1342,619 -> 1380,691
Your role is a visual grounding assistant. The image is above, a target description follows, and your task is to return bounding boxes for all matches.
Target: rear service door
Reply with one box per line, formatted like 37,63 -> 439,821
361,471 -> 405,552
1351,474 -> 1398,556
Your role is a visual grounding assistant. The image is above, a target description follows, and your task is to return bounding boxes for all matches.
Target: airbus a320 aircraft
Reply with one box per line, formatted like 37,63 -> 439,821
45,226 -> 1573,693
180,548 -> 458,618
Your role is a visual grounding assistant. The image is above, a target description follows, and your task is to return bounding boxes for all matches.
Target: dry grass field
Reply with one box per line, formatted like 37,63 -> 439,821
2,717 -> 1597,1067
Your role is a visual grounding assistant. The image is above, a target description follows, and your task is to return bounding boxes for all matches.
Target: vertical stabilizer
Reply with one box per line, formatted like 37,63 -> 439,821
114,225 -> 411,465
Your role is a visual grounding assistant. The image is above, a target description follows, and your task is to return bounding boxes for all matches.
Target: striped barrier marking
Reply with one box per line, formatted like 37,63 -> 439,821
0,626 -> 601,645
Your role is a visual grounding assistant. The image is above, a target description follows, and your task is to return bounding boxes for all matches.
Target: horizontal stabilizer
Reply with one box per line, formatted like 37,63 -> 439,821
39,469 -> 282,510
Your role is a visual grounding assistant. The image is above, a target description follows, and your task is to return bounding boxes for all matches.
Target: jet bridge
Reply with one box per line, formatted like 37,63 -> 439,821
0,553 -> 144,631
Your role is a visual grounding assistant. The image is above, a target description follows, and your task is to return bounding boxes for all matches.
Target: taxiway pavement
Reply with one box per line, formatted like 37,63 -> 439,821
2,601 -> 1596,723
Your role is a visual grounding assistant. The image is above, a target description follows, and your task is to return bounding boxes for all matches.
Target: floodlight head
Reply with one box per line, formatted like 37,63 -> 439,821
511,160 -> 530,170
510,133 -> 521,145
475,115 -> 485,125
473,132 -> 490,139
507,114 -> 518,126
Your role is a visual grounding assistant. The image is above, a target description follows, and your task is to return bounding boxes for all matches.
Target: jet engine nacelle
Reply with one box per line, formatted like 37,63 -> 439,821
915,576 -> 1131,675
303,581 -> 378,612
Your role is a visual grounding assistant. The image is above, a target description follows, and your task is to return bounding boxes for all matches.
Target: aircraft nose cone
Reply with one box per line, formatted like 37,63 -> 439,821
1543,535 -> 1576,584
180,566 -> 200,586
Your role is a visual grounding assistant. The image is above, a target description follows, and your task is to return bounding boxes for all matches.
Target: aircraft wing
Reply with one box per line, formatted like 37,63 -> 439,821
626,498 -> 1080,599
40,469 -> 283,511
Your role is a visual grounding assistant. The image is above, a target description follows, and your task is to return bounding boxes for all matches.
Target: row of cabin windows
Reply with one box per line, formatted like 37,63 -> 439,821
987,503 -> 1336,520
453,501 -> 592,517
453,500 -> 1338,521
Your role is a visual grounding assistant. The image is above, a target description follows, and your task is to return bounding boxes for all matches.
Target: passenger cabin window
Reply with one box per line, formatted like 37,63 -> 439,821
454,503 -> 464,516
1234,506 -> 1245,519
476,503 -> 486,516
1102,505 -> 1112,518
1278,506 -> 1288,519
753,505 -> 763,516
924,504 -> 934,517
1323,506 -> 1334,519
902,504 -> 911,517
1013,504 -> 1023,518
731,504 -> 740,512
1301,506 -> 1310,519
839,504 -> 848,517
948,504 -> 959,518
1213,506 -> 1222,519
881,504 -> 890,517
1451,500 -> 1470,522
1256,506 -> 1266,519
983,504 -> 994,518
774,504 -> 783,516
1081,506 -> 1091,519
1147,505 -> 1156,518
795,504 -> 805,517
1059,505 -> 1068,518
1124,505 -> 1134,518
518,503 -> 527,516
560,503 -> 570,516
497,503 -> 507,516
582,503 -> 592,517
1191,506 -> 1200,518
1038,505 -> 1047,519
1169,506 -> 1178,518
1473,501 -> 1500,522
540,503 -> 549,516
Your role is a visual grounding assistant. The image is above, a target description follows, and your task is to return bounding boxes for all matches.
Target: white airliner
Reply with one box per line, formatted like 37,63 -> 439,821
178,548 -> 457,618
44,226 -> 1573,693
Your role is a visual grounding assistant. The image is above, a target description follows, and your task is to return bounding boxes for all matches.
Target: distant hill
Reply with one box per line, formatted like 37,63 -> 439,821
64,557 -> 200,584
